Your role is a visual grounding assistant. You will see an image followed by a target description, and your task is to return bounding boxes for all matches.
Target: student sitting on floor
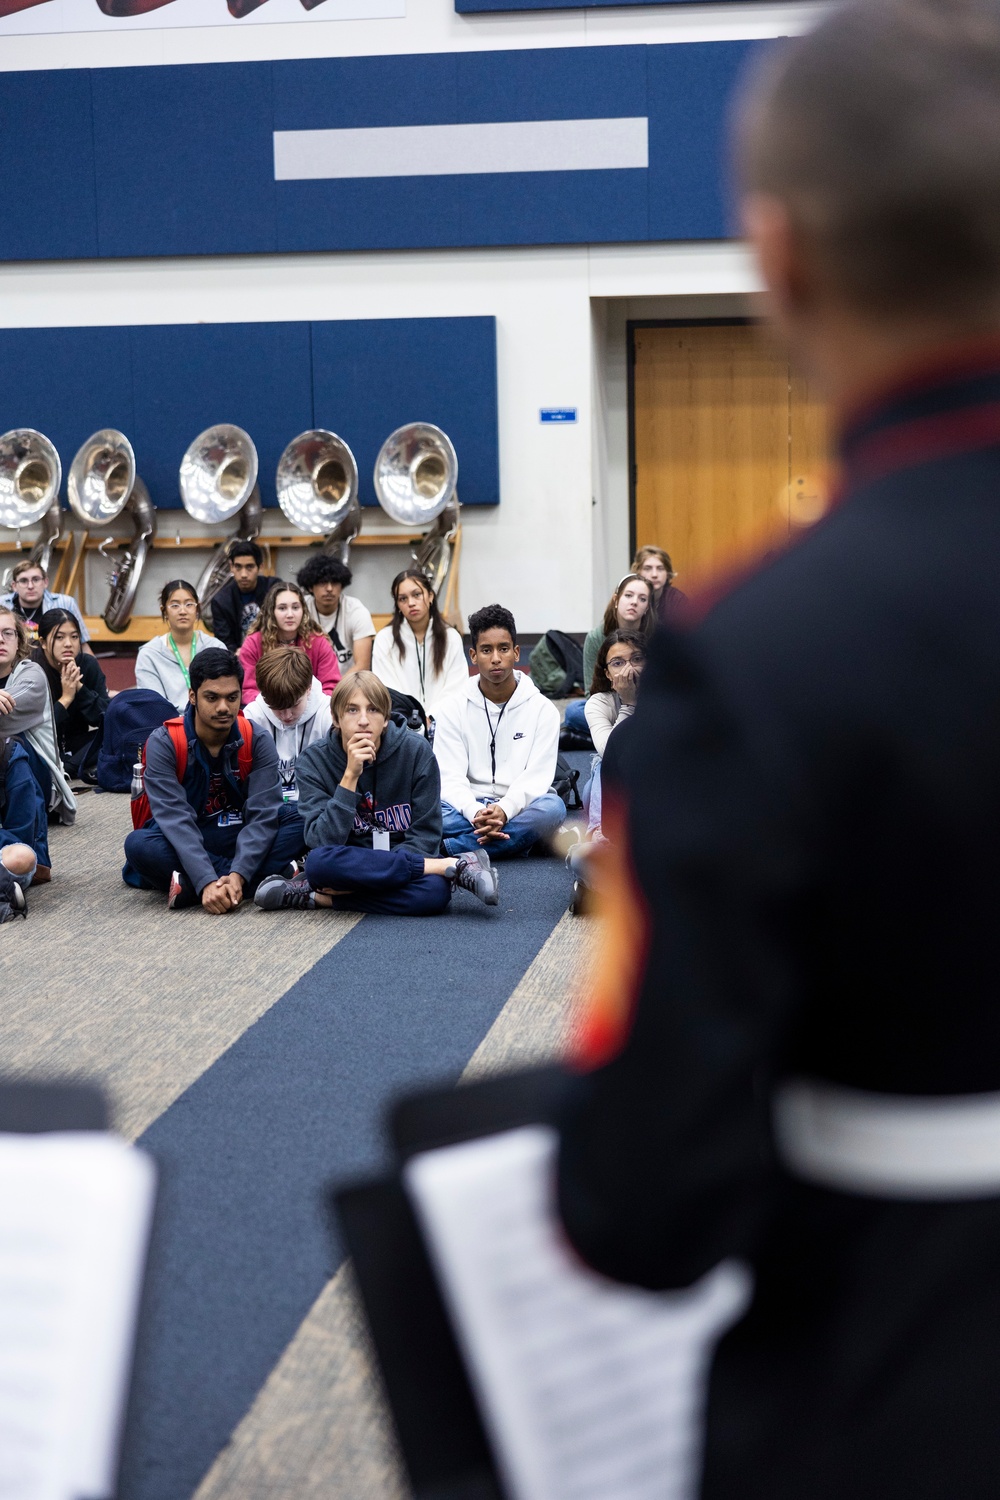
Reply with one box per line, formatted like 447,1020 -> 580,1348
32,609 -> 110,780
563,574 -> 654,741
134,580 -> 224,713
207,540 -> 280,653
255,671 -> 497,914
631,543 -> 686,612
433,603 -> 565,860
582,628 -> 646,837
371,569 -> 467,723
238,582 -> 340,704
0,558 -> 92,652
123,648 -> 305,914
243,646 -> 332,804
297,554 -> 376,675
0,734 -> 49,914
0,606 -> 76,826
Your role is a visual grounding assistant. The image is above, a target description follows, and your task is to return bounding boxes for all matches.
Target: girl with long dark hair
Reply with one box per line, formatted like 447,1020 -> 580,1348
371,569 -> 466,718
238,581 -> 340,703
135,580 -> 224,711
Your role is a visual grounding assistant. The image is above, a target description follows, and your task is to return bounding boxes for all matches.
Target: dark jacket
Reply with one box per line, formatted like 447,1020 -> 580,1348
557,344 -> 1000,1500
141,704 -> 283,893
31,647 -> 110,754
297,719 -> 442,855
209,575 -> 279,652
0,739 -> 48,868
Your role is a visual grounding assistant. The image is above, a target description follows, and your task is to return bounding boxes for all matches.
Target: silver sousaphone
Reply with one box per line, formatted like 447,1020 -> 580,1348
275,429 -> 361,563
179,424 -> 261,609
0,429 -> 63,579
67,430 -> 156,633
373,422 -> 461,611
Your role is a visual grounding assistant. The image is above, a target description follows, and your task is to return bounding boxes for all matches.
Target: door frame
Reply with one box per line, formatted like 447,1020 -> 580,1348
626,318 -> 756,562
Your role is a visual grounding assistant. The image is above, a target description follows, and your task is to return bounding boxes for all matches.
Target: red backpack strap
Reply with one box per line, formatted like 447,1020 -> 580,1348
236,714 -> 253,784
165,718 -> 189,783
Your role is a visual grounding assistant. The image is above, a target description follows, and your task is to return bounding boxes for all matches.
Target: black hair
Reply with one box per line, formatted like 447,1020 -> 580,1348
590,629 -> 647,697
159,579 -> 201,616
468,603 -> 517,649
389,569 -> 449,676
189,647 -> 244,695
37,608 -> 80,641
229,539 -> 263,567
297,554 -> 352,592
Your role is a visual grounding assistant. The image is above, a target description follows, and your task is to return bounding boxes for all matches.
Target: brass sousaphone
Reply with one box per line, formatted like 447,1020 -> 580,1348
0,428 -> 63,579
67,430 -> 156,633
275,429 -> 361,563
373,423 -> 461,621
179,424 -> 262,609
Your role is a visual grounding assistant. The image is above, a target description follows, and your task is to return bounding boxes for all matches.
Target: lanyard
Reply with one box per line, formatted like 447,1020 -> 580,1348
414,633 -> 428,703
269,719 -> 306,758
167,633 -> 197,690
482,696 -> 508,790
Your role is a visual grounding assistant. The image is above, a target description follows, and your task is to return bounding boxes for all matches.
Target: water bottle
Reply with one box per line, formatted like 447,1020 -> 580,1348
130,760 -> 143,800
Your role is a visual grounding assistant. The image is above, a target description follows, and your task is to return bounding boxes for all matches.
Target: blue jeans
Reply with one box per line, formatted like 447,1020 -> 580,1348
123,806 -> 305,894
563,699 -> 589,735
305,843 -> 450,916
441,792 -> 566,859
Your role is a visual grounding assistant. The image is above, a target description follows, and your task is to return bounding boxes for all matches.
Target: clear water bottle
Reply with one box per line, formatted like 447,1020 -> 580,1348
130,760 -> 144,800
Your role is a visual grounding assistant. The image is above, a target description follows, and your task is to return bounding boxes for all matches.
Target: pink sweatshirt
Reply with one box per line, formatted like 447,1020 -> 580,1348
237,630 -> 341,703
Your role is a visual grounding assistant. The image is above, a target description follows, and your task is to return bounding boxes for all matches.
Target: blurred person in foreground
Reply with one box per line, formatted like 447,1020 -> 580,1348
557,2 -> 1000,1495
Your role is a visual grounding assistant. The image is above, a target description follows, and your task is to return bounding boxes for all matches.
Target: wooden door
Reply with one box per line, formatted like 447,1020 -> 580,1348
631,323 -> 830,590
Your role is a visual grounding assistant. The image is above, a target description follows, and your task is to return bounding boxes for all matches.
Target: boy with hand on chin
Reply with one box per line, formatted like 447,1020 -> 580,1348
255,671 -> 497,915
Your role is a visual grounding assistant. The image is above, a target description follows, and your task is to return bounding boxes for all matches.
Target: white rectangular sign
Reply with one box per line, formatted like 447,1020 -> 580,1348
0,0 -> 402,34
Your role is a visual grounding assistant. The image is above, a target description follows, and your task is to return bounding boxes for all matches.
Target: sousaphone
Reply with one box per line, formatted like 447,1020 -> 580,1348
67,430 -> 156,633
0,428 -> 63,579
179,424 -> 261,609
275,429 -> 361,563
373,423 -> 461,620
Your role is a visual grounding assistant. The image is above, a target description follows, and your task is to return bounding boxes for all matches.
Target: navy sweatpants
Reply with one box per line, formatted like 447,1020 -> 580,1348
304,843 -> 451,916
123,807 -> 305,894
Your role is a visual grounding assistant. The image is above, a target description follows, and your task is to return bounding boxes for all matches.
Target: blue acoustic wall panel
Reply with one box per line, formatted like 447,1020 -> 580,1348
129,322 -> 313,509
0,42 -> 767,260
0,326 -> 134,507
311,317 -> 499,508
90,62 -> 277,259
0,318 -> 497,513
0,71 -> 98,261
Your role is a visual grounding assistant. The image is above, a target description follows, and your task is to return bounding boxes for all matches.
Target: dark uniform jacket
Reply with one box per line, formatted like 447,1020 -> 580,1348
557,341 -> 1000,1500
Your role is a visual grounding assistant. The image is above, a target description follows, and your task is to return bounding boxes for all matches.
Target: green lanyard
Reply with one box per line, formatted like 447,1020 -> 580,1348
168,633 -> 197,690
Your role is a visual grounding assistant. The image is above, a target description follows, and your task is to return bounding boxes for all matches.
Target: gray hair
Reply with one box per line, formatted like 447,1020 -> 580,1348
737,0 -> 1000,318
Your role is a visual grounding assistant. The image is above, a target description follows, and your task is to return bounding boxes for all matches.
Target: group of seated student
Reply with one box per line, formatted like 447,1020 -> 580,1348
120,601 -> 565,919
0,559 -> 91,653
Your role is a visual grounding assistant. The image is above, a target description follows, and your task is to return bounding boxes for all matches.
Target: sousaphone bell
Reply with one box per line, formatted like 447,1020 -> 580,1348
0,428 -> 63,579
275,429 -> 361,563
179,424 -> 262,609
67,430 -> 156,633
373,423 -> 461,620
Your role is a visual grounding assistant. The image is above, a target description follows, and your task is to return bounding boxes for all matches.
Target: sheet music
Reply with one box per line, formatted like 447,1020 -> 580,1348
406,1126 -> 751,1500
0,1132 -> 156,1500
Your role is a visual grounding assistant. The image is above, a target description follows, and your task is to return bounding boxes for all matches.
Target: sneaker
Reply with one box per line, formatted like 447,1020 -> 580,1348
0,868 -> 27,924
254,873 -> 316,911
279,859 -> 303,879
167,870 -> 196,911
449,849 -> 499,906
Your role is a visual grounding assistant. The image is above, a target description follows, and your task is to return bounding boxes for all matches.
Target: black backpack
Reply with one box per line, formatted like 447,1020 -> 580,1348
528,631 -> 585,699
96,688 -> 177,792
552,754 -> 583,812
388,689 -> 428,736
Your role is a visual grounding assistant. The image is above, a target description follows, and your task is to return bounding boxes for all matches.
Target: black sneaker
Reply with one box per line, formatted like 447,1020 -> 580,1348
449,850 -> 499,906
167,870 -> 197,911
254,874 -> 316,911
0,868 -> 27,924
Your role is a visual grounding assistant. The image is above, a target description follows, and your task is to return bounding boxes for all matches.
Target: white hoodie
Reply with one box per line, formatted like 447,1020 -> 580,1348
432,670 -> 560,824
243,677 -> 332,800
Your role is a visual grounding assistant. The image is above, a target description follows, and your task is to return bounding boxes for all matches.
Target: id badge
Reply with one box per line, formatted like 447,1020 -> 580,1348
283,788 -> 299,803
218,810 -> 243,827
372,828 -> 391,852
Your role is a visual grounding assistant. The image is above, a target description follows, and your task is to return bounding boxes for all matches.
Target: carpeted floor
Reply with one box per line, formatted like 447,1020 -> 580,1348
3,782 -> 591,1499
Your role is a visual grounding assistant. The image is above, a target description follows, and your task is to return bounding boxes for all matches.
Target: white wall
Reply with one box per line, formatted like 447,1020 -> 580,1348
0,0 -> 809,631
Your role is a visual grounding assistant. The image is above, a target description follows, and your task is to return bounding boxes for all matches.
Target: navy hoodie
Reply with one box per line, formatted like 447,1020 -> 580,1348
296,719 -> 442,854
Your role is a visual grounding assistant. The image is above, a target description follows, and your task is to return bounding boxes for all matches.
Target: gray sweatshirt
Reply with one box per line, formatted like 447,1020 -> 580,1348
296,719 -> 442,854
1,659 -> 76,823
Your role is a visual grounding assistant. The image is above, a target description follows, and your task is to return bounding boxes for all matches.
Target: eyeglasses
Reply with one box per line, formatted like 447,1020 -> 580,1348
0,628 -> 19,641
606,653 -> 643,670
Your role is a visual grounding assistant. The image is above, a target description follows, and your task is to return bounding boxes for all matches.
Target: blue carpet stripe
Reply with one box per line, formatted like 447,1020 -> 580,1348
119,861 -> 572,1500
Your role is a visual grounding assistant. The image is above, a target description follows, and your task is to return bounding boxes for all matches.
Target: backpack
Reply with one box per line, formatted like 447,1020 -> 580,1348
552,753 -> 583,812
97,688 -> 177,792
388,689 -> 428,736
130,714 -> 254,831
528,631 -> 585,699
